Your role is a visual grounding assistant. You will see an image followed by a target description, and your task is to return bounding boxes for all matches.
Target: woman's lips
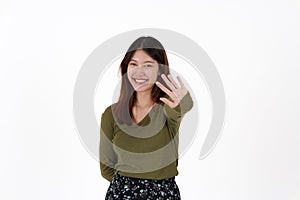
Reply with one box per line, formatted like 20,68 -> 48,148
133,78 -> 148,84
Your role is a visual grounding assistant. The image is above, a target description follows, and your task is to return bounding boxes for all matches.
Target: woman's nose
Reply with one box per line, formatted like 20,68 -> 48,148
135,65 -> 145,73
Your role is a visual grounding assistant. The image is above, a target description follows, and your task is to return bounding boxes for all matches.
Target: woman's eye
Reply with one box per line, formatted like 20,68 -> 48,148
129,63 -> 137,66
144,64 -> 152,68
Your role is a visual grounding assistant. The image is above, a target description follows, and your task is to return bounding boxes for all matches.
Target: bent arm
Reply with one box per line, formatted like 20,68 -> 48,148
163,91 -> 194,135
99,107 -> 118,182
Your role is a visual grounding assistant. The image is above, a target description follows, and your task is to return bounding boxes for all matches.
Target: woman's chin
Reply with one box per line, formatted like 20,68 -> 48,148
133,84 -> 153,92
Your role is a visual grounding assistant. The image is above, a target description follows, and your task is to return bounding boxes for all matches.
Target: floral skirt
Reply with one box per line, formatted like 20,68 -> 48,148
105,173 -> 181,200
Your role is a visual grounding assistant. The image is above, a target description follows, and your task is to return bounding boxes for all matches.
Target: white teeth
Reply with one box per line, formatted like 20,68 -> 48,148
134,79 -> 147,83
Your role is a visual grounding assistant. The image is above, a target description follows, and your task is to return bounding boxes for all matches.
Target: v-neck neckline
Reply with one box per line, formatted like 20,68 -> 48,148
133,103 -> 157,126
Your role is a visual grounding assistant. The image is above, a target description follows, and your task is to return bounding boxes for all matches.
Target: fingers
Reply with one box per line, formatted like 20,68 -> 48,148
176,75 -> 186,90
159,97 -> 176,108
161,74 -> 185,91
167,74 -> 180,89
155,81 -> 173,97
155,81 -> 177,100
156,74 -> 187,106
161,74 -> 177,91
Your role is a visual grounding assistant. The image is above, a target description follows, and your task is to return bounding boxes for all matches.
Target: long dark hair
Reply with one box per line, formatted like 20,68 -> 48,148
112,36 -> 170,125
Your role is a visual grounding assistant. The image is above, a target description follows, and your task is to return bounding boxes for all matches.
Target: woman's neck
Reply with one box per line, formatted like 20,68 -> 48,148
135,91 -> 154,108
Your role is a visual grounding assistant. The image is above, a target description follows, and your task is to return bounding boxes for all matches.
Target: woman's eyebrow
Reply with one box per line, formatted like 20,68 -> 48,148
130,59 -> 155,64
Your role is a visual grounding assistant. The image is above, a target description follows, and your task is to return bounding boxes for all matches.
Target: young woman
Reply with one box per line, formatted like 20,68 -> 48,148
100,36 -> 193,199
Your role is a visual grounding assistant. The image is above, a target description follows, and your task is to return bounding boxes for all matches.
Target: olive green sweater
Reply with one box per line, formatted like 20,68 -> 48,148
100,92 -> 193,182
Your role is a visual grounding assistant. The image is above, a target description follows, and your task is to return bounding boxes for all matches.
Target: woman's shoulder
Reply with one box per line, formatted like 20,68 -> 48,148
101,103 -> 117,119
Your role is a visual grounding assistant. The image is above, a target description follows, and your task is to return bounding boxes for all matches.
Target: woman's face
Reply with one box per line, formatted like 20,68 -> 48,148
127,49 -> 159,92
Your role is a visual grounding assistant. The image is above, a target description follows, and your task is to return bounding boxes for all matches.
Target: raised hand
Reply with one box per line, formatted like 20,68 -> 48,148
155,74 -> 188,108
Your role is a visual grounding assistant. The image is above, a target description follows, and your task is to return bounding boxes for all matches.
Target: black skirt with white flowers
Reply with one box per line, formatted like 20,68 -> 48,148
105,173 -> 181,200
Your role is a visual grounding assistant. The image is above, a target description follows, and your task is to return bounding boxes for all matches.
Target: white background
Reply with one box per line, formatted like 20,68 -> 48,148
1,0 -> 300,199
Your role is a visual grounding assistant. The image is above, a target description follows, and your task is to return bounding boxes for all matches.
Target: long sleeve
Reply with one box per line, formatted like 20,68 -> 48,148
162,91 -> 194,136
99,106 -> 118,182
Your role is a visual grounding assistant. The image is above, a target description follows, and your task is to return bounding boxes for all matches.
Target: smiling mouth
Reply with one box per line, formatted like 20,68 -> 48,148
133,78 -> 148,84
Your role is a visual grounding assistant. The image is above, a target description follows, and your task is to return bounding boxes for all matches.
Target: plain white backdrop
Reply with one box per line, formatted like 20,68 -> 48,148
1,0 -> 300,199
